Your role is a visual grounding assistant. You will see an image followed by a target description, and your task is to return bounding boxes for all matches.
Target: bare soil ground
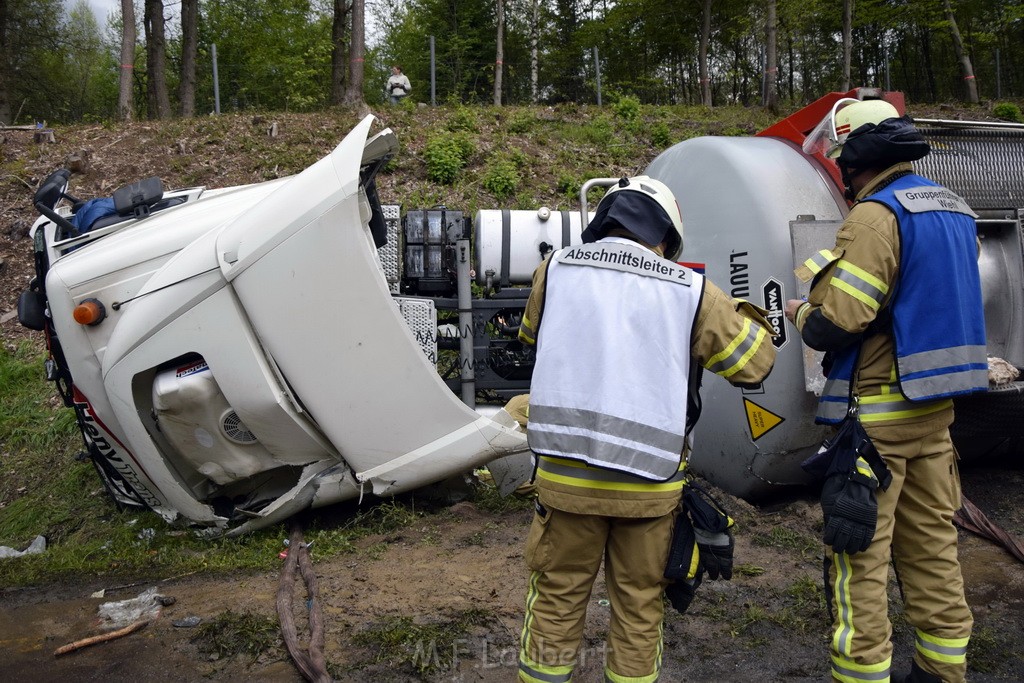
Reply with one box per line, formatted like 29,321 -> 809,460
2,462 -> 1022,682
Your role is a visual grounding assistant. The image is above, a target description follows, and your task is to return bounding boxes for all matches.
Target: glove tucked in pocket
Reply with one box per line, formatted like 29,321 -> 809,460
821,455 -> 879,555
684,484 -> 735,581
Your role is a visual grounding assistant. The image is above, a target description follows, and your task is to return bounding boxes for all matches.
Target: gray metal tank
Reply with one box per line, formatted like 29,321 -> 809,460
645,135 -> 848,499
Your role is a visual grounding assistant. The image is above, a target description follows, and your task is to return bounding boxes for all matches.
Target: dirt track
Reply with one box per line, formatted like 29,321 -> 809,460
2,460 -> 1022,682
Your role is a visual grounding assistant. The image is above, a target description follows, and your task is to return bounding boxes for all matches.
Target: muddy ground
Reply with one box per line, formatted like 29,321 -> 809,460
2,459 -> 1022,683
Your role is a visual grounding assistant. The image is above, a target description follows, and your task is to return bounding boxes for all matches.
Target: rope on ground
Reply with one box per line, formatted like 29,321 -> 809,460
954,494 -> 1024,564
276,522 -> 332,682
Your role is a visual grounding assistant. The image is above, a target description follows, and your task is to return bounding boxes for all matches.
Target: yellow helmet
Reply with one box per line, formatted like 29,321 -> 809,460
803,98 -> 901,159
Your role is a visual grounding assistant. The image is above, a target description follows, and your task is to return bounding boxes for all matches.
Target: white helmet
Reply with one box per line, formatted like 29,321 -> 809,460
803,98 -> 901,159
582,176 -> 685,260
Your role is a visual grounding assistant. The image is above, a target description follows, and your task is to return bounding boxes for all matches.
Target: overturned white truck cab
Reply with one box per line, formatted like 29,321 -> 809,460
20,93 -> 1024,535
21,117 -> 532,535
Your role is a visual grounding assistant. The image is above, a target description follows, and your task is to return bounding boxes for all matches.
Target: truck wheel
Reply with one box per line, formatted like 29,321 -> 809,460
951,380 -> 1024,460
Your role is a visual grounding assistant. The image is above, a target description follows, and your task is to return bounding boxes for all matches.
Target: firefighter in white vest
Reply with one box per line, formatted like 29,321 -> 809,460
516,176 -> 777,683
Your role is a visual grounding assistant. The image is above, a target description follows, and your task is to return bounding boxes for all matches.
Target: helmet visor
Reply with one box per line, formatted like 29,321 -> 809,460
802,98 -> 860,158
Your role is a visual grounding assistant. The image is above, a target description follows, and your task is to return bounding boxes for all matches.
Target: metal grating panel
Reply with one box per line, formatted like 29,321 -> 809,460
915,125 -> 1024,211
378,204 -> 402,293
395,297 -> 437,365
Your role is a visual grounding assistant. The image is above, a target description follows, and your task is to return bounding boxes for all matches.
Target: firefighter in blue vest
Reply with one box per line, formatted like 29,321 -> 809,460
516,176 -> 777,683
785,99 -> 987,683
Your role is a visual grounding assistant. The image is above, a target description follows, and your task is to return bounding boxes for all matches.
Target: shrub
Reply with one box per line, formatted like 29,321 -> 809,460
993,101 -> 1024,123
446,106 -> 479,133
506,110 -> 536,135
651,121 -> 674,148
482,155 -> 520,198
612,95 -> 642,121
424,134 -> 473,184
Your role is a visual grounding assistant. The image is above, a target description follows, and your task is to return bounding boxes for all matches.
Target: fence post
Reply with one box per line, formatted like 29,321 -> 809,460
430,36 -> 437,106
212,43 -> 221,114
593,47 -> 602,106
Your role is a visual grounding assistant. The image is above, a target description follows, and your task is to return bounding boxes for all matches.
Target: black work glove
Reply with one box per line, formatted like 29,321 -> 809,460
821,456 -> 879,555
694,527 -> 734,580
664,573 -> 703,615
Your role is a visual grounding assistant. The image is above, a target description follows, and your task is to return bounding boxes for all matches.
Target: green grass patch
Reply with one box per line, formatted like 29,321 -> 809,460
352,608 -> 496,676
751,525 -> 820,557
192,609 -> 282,660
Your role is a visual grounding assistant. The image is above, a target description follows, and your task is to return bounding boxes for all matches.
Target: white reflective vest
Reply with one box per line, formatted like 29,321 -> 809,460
526,237 -> 705,481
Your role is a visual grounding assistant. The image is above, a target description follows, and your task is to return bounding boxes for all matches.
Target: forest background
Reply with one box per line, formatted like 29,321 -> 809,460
2,0 -> 1024,127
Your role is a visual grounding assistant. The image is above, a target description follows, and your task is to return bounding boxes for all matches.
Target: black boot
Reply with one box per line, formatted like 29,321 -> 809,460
892,660 -> 943,683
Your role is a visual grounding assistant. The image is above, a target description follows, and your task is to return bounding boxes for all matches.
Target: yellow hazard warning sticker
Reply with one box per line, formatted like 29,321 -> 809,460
743,398 -> 784,441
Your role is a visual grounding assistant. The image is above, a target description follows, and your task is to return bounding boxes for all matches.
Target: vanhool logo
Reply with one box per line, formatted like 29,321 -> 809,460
762,277 -> 787,350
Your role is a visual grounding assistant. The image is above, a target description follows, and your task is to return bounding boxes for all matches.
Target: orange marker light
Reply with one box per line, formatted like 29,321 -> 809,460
73,298 -> 106,326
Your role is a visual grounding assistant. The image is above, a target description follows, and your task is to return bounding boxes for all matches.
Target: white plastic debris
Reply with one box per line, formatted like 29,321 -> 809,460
988,356 -> 1021,386
97,587 -> 165,629
0,535 -> 47,559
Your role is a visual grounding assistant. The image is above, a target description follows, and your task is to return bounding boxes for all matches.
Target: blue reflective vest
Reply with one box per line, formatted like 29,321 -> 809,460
816,173 -> 987,425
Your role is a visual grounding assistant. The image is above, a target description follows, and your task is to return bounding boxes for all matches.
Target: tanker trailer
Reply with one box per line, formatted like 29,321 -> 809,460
643,88 -> 1024,500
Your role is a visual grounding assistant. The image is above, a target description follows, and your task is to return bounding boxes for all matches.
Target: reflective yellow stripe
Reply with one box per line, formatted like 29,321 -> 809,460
832,552 -> 855,656
519,314 -> 536,344
831,277 -> 882,310
605,667 -> 659,683
520,571 -> 542,664
857,395 -> 952,423
831,653 -> 892,682
803,249 -> 838,275
837,259 -> 889,294
707,319 -> 768,378
854,457 -> 874,479
536,458 -> 686,492
915,629 -> 969,664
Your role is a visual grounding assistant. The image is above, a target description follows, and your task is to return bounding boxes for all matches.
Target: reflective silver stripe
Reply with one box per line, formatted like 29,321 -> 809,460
530,405 -> 682,454
900,368 -> 989,399
915,629 -> 968,662
821,378 -> 851,400
528,427 -> 682,480
816,377 -> 851,422
805,249 -> 836,274
832,267 -> 886,307
830,660 -> 891,682
816,400 -> 849,422
518,662 -> 573,683
537,456 -> 687,484
899,345 -> 987,374
833,552 -> 854,656
706,322 -> 763,376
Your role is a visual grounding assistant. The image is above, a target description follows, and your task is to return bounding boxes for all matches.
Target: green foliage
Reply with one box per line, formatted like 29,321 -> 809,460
0,344 -> 78,453
993,102 -> 1024,122
651,121 -> 674,148
482,154 -> 521,198
423,132 -> 475,184
612,95 -> 642,121
506,110 -> 538,135
446,106 -> 480,133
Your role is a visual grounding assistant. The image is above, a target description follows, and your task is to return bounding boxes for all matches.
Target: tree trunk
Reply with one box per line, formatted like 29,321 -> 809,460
343,0 -> 364,105
0,0 -> 11,124
118,0 -> 135,121
330,0 -> 348,105
493,0 -> 504,106
530,0 -> 539,103
178,0 -> 197,117
841,0 -> 852,91
944,0 -> 978,103
699,0 -> 712,107
144,0 -> 171,119
765,0 -> 778,112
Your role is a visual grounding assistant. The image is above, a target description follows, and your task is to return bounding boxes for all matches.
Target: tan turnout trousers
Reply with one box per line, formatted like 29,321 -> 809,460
829,427 -> 972,683
519,505 -> 674,683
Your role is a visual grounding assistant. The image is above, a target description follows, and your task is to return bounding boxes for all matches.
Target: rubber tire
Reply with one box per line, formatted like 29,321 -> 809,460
951,380 -> 1024,460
